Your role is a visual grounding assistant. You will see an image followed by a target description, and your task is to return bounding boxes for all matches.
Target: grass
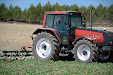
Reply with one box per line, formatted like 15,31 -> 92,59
0,59 -> 113,75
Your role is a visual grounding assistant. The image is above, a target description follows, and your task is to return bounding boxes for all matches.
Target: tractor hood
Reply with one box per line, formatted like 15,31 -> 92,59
79,28 -> 110,33
78,28 -> 113,46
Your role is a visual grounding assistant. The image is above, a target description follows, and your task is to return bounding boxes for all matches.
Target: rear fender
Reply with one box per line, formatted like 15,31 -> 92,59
33,28 -> 62,43
72,36 -> 93,44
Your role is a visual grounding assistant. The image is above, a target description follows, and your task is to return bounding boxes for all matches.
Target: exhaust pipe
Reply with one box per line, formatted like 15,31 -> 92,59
90,8 -> 93,29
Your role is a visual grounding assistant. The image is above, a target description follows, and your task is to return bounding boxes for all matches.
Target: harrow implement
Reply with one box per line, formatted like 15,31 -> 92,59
0,46 -> 33,60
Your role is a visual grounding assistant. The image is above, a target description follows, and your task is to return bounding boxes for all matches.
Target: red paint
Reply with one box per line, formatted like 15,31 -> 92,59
28,47 -> 32,48
21,46 -> 26,51
42,14 -> 46,28
45,11 -> 66,14
75,29 -> 104,43
54,11 -> 66,14
40,28 -> 61,43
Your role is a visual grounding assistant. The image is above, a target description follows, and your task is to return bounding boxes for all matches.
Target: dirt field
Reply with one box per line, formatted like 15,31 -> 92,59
0,22 -> 113,51
0,22 -> 42,50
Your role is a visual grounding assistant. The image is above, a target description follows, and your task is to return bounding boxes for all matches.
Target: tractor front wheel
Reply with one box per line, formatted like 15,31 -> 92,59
73,40 -> 97,63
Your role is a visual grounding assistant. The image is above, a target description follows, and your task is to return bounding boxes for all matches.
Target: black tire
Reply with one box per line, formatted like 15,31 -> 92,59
98,51 -> 113,63
111,51 -> 113,62
32,32 -> 59,61
98,51 -> 110,62
73,40 -> 97,63
108,51 -> 113,62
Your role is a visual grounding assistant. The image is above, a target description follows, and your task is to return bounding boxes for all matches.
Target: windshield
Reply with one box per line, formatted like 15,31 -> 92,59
69,13 -> 82,28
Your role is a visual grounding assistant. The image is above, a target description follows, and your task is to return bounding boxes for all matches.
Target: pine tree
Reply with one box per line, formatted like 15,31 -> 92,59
36,3 -> 43,23
28,4 -> 36,23
70,4 -> 78,11
21,8 -> 28,22
107,4 -> 113,24
2,7 -> 10,20
9,4 -> 14,20
42,1 -> 52,11
13,6 -> 22,21
0,3 -> 5,20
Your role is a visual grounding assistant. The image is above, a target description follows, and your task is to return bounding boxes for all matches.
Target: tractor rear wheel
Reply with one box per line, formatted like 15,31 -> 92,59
73,40 -> 97,63
32,32 -> 59,61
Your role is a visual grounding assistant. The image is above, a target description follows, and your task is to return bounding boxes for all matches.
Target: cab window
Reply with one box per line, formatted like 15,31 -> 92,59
54,15 -> 67,33
69,13 -> 82,28
45,15 -> 54,28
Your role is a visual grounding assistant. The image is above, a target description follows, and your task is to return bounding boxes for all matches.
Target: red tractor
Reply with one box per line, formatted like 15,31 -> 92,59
31,9 -> 113,63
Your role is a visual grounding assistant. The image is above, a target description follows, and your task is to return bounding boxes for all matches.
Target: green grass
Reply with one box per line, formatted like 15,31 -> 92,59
0,59 -> 113,75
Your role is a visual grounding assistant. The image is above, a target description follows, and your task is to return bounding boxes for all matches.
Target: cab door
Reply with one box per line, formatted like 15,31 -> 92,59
69,13 -> 82,43
53,15 -> 69,44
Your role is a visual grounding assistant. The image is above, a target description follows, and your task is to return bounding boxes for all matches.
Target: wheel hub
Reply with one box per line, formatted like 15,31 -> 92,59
42,44 -> 47,50
83,51 -> 87,55
77,45 -> 90,61
36,38 -> 51,58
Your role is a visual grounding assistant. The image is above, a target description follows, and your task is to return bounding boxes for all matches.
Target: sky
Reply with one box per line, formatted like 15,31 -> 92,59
0,0 -> 113,11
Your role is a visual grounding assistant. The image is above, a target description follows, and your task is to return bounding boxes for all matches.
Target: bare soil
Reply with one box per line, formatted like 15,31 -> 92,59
0,22 -> 42,50
0,22 -> 113,51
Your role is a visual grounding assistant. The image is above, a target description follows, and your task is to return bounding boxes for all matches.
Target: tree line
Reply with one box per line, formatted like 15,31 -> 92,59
0,1 -> 113,25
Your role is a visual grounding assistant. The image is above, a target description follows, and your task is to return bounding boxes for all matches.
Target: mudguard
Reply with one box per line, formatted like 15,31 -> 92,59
72,36 -> 93,44
33,28 -> 62,43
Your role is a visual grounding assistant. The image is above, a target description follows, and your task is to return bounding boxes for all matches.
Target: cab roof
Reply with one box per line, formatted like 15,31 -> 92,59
45,11 -> 80,14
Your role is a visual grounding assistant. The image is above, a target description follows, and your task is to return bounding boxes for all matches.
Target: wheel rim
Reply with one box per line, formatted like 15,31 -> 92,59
77,45 -> 90,61
36,38 -> 51,58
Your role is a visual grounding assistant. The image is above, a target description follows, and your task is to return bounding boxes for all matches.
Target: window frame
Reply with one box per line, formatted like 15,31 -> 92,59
69,13 -> 82,28
45,14 -> 54,28
53,14 -> 68,28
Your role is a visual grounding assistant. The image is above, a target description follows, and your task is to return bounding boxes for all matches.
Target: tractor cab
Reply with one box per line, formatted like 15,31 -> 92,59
44,11 -> 85,29
43,11 -> 85,44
